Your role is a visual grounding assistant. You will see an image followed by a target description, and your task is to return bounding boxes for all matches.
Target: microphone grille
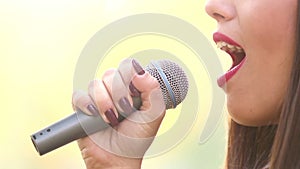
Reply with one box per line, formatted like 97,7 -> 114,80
146,60 -> 189,109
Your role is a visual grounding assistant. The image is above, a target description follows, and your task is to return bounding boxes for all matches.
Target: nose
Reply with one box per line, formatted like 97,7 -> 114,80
205,0 -> 235,22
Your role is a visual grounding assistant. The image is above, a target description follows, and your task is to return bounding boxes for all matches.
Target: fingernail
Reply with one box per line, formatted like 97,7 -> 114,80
132,59 -> 145,75
118,97 -> 135,114
87,104 -> 99,116
105,109 -> 119,127
129,82 -> 140,97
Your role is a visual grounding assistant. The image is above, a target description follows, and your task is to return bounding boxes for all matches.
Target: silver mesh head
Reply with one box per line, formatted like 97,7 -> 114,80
146,60 -> 189,109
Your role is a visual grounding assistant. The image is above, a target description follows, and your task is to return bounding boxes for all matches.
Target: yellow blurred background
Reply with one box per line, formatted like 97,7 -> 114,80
0,0 -> 231,168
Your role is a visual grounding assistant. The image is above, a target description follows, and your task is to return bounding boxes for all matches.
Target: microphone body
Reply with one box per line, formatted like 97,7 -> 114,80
30,60 -> 188,156
31,110 -> 107,156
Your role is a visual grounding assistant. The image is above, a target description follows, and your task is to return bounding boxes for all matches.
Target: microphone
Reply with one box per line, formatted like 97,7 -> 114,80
30,59 -> 189,156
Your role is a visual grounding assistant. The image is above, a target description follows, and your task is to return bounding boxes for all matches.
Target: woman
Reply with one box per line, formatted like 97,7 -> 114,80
205,0 -> 300,168
72,0 -> 300,168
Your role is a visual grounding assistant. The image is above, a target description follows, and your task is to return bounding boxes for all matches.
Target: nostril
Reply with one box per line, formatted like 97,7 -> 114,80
213,12 -> 226,21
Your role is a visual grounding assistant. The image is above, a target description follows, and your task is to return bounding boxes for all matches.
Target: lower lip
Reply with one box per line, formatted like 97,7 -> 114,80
217,58 -> 246,87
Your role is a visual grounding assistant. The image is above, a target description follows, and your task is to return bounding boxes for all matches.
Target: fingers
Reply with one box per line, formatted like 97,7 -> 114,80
88,78 -> 119,126
74,65 -> 135,127
131,73 -> 161,110
118,59 -> 143,97
101,68 -> 135,116
116,59 -> 166,135
72,90 -> 99,116
73,58 -> 165,127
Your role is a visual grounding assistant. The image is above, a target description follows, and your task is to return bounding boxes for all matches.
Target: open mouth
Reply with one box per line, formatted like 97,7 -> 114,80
216,41 -> 246,70
213,32 -> 247,87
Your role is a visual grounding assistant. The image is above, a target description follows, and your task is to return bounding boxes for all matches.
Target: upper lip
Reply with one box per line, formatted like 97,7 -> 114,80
213,32 -> 242,47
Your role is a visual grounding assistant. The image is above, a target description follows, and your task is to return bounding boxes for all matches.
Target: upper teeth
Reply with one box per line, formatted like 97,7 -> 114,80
217,41 -> 244,53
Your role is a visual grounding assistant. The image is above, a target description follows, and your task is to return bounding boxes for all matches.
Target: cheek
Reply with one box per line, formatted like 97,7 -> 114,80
239,1 -> 297,52
228,1 -> 297,126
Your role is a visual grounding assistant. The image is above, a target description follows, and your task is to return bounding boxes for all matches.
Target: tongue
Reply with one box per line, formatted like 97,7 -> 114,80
231,52 -> 246,68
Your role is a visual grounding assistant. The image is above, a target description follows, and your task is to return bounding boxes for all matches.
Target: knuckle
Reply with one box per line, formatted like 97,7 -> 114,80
74,94 -> 92,108
88,79 -> 99,91
72,90 -> 84,103
103,68 -> 116,77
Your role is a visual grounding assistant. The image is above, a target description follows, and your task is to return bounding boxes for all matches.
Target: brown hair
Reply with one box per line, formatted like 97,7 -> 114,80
226,3 -> 300,169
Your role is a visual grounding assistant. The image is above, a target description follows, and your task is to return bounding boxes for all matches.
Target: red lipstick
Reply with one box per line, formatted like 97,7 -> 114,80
213,32 -> 246,87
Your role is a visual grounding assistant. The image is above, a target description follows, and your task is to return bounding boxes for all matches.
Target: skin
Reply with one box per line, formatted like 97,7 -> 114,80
72,59 -> 166,169
205,0 -> 297,126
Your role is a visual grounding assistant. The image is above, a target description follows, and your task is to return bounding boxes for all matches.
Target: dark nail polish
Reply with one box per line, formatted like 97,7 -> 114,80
132,59 -> 145,75
118,97 -> 135,114
87,104 -> 99,116
129,82 -> 140,97
105,109 -> 119,127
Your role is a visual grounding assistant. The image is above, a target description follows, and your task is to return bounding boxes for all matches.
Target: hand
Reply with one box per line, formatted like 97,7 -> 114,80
72,59 -> 166,169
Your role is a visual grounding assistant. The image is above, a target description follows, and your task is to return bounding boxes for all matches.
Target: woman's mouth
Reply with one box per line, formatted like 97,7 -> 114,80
213,33 -> 246,87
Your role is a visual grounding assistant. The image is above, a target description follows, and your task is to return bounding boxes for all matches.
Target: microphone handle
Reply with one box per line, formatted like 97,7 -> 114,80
30,96 -> 142,156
